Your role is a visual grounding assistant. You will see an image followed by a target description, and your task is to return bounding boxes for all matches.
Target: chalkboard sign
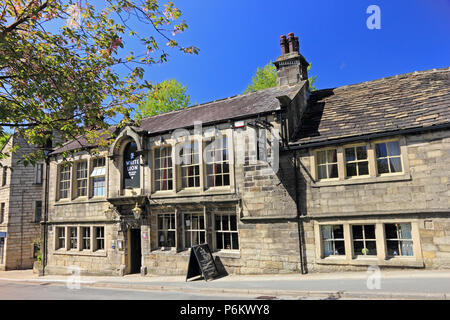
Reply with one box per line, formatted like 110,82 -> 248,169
186,244 -> 220,282
123,141 -> 140,188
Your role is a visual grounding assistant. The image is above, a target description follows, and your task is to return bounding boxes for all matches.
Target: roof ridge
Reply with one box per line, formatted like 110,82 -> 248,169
314,67 -> 450,93
139,85 -> 295,122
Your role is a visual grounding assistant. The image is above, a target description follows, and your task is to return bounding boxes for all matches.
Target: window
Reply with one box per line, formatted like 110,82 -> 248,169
214,213 -> 239,250
95,227 -> 104,251
321,225 -> 345,257
0,203 -> 4,224
316,149 -> 338,180
35,201 -> 42,223
180,141 -> 200,188
2,167 -> 7,186
345,146 -> 369,177
91,157 -> 106,197
76,161 -> 88,197
352,225 -> 376,256
35,163 -> 43,184
205,136 -> 230,187
81,227 -> 90,250
56,227 -> 65,249
158,214 -> 176,248
154,146 -> 173,191
58,164 -> 71,199
375,141 -> 402,174
184,213 -> 206,248
69,227 -> 77,250
385,223 -> 413,257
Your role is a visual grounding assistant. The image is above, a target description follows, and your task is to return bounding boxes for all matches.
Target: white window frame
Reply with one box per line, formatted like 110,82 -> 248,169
153,145 -> 174,192
374,139 -> 404,175
205,136 -> 230,188
343,144 -> 370,178
183,212 -> 206,249
157,213 -> 176,249
58,164 -> 71,200
179,140 -> 201,189
214,213 -> 239,251
315,148 -> 339,181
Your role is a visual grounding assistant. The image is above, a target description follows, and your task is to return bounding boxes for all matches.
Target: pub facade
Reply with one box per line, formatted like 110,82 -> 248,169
43,33 -> 450,276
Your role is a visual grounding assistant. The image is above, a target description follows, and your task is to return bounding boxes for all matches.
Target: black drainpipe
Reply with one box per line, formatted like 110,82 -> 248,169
293,150 -> 306,274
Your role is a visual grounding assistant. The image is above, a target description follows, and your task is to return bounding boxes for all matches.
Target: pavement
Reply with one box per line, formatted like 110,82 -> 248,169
0,269 -> 450,300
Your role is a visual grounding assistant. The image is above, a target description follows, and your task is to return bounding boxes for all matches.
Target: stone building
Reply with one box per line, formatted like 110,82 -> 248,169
42,33 -> 450,276
0,133 -> 44,270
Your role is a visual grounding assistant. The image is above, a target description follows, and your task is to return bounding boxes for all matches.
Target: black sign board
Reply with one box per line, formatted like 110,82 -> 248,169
123,141 -> 140,188
186,244 -> 220,281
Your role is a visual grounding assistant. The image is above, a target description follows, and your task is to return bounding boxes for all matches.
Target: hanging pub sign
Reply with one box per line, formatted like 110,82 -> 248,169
123,141 -> 140,189
186,243 -> 221,282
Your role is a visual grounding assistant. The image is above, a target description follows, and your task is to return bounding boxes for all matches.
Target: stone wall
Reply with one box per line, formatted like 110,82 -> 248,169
297,129 -> 450,271
0,135 -> 42,270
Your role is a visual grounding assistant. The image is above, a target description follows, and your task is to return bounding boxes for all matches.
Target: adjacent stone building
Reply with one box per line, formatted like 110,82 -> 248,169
0,133 -> 44,270
42,32 -> 450,276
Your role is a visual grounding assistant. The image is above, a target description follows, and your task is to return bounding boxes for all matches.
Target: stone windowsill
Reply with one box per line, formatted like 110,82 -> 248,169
213,250 -> 240,259
317,256 -> 424,268
55,198 -> 108,206
150,248 -> 240,259
53,249 -> 107,257
311,173 -> 412,188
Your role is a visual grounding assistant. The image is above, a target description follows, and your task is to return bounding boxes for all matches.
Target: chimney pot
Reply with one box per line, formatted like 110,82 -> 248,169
293,36 -> 299,53
288,33 -> 295,53
280,35 -> 288,55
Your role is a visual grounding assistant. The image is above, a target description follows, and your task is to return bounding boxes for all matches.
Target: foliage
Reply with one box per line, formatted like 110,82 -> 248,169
243,61 -> 318,93
0,0 -> 198,163
135,79 -> 189,120
243,61 -> 277,93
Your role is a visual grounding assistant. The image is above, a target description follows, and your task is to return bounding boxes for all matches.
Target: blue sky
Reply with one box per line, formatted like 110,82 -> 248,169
139,0 -> 450,107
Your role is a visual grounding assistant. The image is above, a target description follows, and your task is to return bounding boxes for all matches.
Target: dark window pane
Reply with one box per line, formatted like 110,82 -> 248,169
223,174 -> 230,186
358,161 -> 369,175
353,241 -> 364,255
364,225 -> 376,239
215,175 -> 222,186
385,224 -> 398,239
328,164 -> 338,178
223,163 -> 229,174
185,232 -> 191,248
345,148 -> 355,162
334,241 -> 345,255
167,231 -> 175,247
352,225 -> 363,239
366,241 -> 377,255
333,225 -> 344,239
232,233 -> 239,249
346,163 -> 357,177
387,240 -> 400,256
356,146 -> 367,160
222,215 -> 229,231
377,159 -> 389,174
216,233 -> 223,249
223,233 -> 231,249
375,143 -> 387,158
389,157 -> 402,173
230,215 -> 237,231
387,141 -> 400,156
215,215 -> 221,230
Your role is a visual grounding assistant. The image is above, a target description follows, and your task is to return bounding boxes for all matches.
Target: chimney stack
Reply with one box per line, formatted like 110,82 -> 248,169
273,32 -> 309,86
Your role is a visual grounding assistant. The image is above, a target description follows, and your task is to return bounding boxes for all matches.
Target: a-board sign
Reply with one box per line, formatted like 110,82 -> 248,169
186,243 -> 220,281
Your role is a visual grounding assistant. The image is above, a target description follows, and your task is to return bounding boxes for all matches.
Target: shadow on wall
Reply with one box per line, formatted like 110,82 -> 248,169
276,151 -> 309,274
